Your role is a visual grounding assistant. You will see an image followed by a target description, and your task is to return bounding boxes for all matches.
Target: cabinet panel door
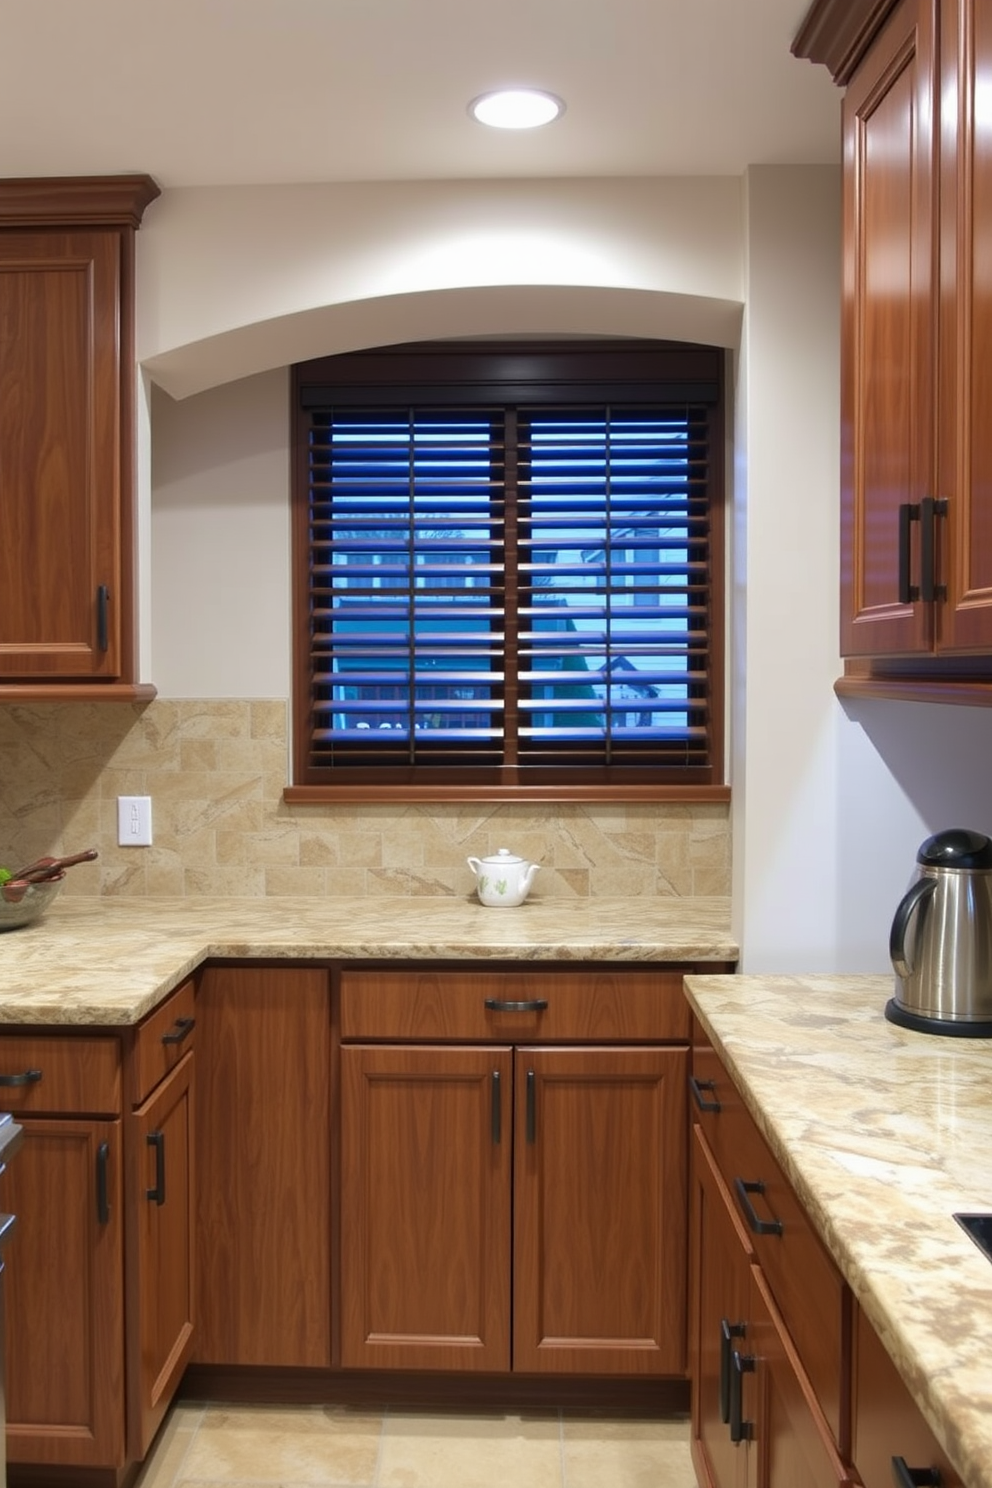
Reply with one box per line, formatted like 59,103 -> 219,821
749,1267 -> 852,1488
194,965 -> 331,1367
937,0 -> 992,650
841,0 -> 938,656
513,1045 -> 687,1376
130,1051 -> 194,1460
0,230 -> 123,679
340,1044 -> 512,1372
690,1128 -> 753,1488
4,1119 -> 124,1468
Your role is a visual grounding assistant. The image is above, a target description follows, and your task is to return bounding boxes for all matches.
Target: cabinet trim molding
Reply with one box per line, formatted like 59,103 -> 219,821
0,174 -> 160,227
792,0 -> 902,83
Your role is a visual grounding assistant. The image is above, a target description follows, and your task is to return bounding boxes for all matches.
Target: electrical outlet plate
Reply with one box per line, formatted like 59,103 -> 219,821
118,796 -> 153,847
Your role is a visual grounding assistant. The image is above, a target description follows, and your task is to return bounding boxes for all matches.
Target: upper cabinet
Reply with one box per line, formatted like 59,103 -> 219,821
0,176 -> 159,699
796,0 -> 992,701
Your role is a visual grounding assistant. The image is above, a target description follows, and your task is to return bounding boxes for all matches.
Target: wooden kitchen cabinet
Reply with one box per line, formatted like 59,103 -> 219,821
193,963 -> 332,1368
339,965 -> 691,1378
851,1302 -> 964,1488
0,1037 -> 125,1470
0,175 -> 159,696
821,0 -> 992,682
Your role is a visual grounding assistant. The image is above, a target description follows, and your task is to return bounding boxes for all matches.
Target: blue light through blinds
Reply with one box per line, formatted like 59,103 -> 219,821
306,404 -> 709,774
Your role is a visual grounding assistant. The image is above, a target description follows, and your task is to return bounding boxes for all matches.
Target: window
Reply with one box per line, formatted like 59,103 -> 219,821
289,341 -> 725,801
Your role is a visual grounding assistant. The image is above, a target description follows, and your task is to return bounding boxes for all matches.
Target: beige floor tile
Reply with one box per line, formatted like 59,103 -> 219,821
561,1414 -> 696,1488
174,1402 -> 384,1486
134,1403 -> 203,1488
378,1410 -> 563,1488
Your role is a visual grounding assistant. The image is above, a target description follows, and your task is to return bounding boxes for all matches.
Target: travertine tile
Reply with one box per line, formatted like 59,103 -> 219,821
134,1402 -> 202,1488
176,1403 -> 383,1485
378,1410 -> 562,1488
561,1414 -> 695,1488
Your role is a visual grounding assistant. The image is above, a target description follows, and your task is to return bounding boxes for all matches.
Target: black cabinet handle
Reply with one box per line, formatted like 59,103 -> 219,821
526,1069 -> 536,1143
0,1068 -> 42,1088
161,1016 -> 195,1046
96,1141 -> 110,1224
892,1461 -> 941,1487
720,1319 -> 746,1423
920,496 -> 948,603
146,1131 -> 166,1205
97,584 -> 110,653
734,1177 -> 783,1237
689,1074 -> 721,1113
898,502 -> 920,604
491,1070 -> 501,1145
484,999 -> 549,1014
729,1349 -> 755,1443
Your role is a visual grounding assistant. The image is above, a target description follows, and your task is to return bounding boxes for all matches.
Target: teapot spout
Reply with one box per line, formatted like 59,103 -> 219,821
523,862 -> 541,893
466,856 -> 483,878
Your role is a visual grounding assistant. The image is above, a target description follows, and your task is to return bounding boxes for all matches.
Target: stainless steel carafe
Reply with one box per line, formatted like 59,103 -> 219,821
887,828 -> 992,1036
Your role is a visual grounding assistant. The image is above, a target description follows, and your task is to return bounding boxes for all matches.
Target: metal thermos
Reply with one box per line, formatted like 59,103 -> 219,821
887,828 -> 992,1036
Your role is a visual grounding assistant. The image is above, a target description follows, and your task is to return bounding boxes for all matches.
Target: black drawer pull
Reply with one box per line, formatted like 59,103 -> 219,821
491,1070 -> 501,1145
734,1177 -> 783,1237
97,584 -> 110,652
898,502 -> 919,604
146,1131 -> 166,1205
526,1069 -> 536,1143
0,1068 -> 42,1088
161,1016 -> 195,1046
891,1461 -> 941,1487
689,1074 -> 721,1113
484,999 -> 549,1014
729,1349 -> 754,1444
720,1319 -> 746,1423
96,1141 -> 110,1224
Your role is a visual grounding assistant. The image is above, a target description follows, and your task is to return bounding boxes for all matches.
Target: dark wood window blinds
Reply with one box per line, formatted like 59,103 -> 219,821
291,341 -> 725,800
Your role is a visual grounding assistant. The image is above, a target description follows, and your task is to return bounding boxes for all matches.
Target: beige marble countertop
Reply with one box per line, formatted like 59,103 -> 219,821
0,894 -> 736,1025
684,972 -> 992,1488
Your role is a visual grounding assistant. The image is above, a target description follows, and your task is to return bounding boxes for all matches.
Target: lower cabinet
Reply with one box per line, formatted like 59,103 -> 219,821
339,966 -> 690,1377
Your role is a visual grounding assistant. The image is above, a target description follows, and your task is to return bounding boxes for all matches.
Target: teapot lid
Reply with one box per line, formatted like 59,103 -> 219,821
480,847 -> 525,864
917,828 -> 992,870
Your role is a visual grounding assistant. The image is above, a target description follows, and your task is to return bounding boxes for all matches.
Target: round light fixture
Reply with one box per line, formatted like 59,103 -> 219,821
469,88 -> 565,130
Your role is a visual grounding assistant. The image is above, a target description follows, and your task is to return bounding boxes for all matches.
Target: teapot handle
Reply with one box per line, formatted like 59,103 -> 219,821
466,857 -> 482,875
889,876 -> 937,979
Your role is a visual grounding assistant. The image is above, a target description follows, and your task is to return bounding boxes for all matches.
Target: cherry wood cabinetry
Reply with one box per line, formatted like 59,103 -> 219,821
688,1033 -> 854,1488
192,963 -> 332,1368
126,979 -> 196,1461
822,0 -> 992,693
0,175 -> 159,698
339,966 -> 690,1378
0,1039 -> 125,1470
851,1303 -> 964,1488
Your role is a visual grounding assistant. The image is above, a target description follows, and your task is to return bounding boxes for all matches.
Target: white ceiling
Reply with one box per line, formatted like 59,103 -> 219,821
0,0 -> 840,189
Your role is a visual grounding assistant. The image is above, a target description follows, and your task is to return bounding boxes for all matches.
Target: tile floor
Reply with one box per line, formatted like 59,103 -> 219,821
134,1402 -> 698,1488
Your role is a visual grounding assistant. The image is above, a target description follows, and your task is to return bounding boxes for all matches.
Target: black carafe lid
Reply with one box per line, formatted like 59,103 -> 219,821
917,828 -> 992,870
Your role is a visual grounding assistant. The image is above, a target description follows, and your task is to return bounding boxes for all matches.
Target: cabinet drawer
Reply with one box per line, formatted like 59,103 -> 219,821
852,1304 -> 964,1488
340,967 -> 690,1042
691,1044 -> 846,1443
131,979 -> 196,1106
0,1034 -> 121,1115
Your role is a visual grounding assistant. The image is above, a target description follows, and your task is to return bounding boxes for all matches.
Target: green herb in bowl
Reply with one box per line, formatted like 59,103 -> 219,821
0,869 -> 10,885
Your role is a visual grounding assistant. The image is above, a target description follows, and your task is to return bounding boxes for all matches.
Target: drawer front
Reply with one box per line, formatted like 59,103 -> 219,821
0,1034 -> 121,1115
852,1305 -> 965,1488
691,1043 -> 846,1444
132,978 -> 197,1106
340,967 -> 690,1042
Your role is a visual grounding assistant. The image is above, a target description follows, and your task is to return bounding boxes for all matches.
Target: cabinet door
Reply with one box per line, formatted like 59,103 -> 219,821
513,1045 -> 687,1376
194,965 -> 331,1367
4,1118 -> 124,1468
340,1044 -> 512,1372
0,230 -> 124,680
749,1267 -> 853,1488
130,1050 -> 194,1460
841,0 -> 938,656
936,0 -> 992,651
690,1127 -> 754,1488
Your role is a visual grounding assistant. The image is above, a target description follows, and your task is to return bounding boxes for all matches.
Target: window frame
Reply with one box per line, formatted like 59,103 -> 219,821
287,339 -> 728,804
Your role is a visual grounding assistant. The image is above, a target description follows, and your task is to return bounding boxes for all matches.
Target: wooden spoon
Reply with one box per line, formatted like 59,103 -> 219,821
8,848 -> 99,883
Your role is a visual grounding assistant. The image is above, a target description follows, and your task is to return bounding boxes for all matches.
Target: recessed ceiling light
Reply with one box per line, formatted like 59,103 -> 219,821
469,88 -> 565,130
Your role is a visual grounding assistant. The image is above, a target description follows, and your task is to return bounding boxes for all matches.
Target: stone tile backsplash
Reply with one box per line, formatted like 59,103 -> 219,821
0,700 -> 730,899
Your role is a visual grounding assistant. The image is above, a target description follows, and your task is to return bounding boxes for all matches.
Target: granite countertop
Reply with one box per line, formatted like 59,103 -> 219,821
684,972 -> 992,1488
0,894 -> 736,1025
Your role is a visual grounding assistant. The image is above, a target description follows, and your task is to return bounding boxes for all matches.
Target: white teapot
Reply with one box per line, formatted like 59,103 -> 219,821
466,848 -> 540,907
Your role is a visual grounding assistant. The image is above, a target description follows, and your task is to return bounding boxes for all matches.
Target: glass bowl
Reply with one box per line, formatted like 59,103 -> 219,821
0,874 -> 65,932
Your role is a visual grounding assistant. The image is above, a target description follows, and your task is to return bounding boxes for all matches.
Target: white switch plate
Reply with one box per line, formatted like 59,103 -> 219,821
118,796 -> 153,847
